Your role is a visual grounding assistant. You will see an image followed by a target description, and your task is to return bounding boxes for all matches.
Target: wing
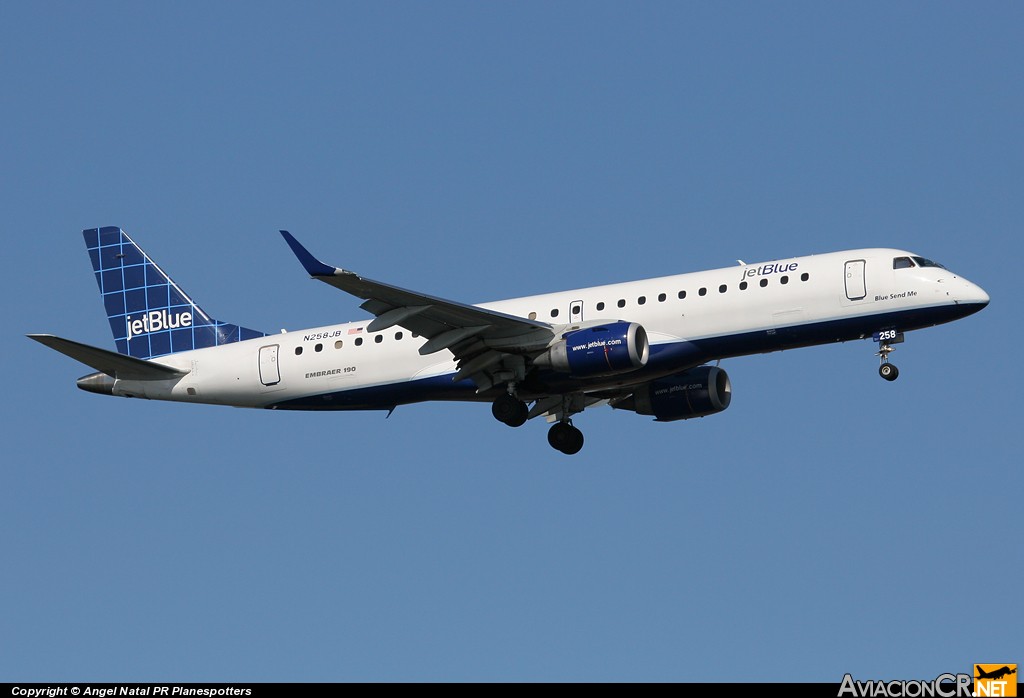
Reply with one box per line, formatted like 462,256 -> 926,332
280,231 -> 555,392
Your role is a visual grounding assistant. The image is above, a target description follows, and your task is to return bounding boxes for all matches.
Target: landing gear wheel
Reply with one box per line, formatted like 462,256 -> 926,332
879,363 -> 899,382
492,393 -> 528,427
875,331 -> 903,382
548,422 -> 584,455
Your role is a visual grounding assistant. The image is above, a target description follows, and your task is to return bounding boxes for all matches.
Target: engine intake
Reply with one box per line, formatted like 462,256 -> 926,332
613,366 -> 732,421
534,321 -> 649,378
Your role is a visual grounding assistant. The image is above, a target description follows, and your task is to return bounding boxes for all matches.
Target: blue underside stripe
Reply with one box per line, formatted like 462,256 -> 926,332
267,302 -> 986,411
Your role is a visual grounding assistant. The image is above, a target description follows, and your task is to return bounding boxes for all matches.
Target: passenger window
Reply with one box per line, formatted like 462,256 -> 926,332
740,281 -> 748,290
355,337 -> 363,346
638,296 -> 646,305
801,273 -> 810,282
315,343 -> 323,352
780,276 -> 789,285
893,257 -> 915,269
760,278 -> 768,287
572,305 -> 581,315
528,311 -> 537,320
550,308 -> 559,318
395,332 -> 403,340
678,290 -> 686,299
295,346 -> 303,355
658,293 -> 666,302
699,287 -> 707,296
334,340 -> 343,349
374,335 -> 383,343
596,302 -> 605,311
617,299 -> 625,308
719,284 -> 727,293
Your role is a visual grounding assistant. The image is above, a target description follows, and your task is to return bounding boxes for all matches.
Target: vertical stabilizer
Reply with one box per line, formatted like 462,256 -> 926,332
84,226 -> 265,359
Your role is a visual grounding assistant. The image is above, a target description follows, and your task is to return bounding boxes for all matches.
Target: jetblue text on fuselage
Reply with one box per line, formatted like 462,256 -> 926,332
126,310 -> 193,342
741,261 -> 799,281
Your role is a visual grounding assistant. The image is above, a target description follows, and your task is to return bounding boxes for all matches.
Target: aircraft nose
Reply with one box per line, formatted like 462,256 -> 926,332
969,282 -> 990,306
958,279 -> 990,308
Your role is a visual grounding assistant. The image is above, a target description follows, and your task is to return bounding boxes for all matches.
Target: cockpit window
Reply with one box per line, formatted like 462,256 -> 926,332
893,257 -> 915,269
912,256 -> 946,269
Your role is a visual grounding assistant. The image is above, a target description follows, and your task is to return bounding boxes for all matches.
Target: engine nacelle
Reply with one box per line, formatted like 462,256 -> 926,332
613,366 -> 732,421
534,321 -> 649,378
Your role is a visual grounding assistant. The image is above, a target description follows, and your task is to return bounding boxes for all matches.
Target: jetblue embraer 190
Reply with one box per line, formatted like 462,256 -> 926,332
30,227 -> 989,454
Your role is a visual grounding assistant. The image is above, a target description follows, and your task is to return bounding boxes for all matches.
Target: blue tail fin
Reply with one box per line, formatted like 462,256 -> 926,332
84,227 -> 266,359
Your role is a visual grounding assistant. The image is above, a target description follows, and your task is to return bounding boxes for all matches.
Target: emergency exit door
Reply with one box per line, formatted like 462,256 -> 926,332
569,300 -> 584,324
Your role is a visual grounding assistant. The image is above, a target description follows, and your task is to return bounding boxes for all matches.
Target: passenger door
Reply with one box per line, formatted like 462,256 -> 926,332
844,260 -> 867,302
259,344 -> 281,386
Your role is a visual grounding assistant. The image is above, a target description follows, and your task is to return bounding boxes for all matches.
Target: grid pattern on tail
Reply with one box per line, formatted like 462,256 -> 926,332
84,227 -> 265,359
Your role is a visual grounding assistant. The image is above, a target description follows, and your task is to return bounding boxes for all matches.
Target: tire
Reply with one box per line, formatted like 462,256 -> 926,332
562,425 -> 584,455
879,363 -> 899,381
492,393 -> 528,427
548,422 -> 584,454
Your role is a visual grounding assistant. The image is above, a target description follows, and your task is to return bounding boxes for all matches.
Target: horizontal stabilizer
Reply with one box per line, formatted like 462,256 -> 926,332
27,334 -> 188,381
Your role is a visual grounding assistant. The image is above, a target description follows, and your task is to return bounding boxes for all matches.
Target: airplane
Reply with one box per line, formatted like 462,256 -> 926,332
976,666 -> 1017,681
29,227 -> 989,454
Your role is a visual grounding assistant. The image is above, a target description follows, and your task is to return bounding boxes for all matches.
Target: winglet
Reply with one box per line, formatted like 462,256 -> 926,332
280,230 -> 339,277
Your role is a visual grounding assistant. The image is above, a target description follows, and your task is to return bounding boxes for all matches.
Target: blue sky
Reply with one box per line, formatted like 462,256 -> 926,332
2,2 -> 1020,682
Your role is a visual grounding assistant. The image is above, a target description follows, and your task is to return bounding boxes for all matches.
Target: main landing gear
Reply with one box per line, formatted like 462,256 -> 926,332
491,388 -> 587,455
492,391 -> 528,427
547,420 -> 584,455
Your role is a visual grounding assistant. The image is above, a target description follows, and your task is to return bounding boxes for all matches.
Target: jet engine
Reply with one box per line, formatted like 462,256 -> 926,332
534,322 -> 649,378
612,366 -> 732,421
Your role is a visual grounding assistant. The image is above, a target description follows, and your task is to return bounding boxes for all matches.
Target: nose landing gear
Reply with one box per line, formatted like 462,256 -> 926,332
878,361 -> 899,381
875,330 -> 904,382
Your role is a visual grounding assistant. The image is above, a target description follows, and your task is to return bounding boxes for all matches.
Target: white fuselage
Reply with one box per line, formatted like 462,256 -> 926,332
109,248 -> 988,409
